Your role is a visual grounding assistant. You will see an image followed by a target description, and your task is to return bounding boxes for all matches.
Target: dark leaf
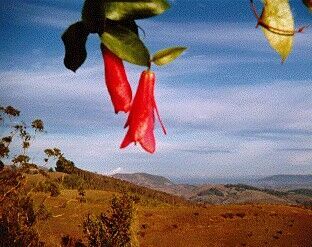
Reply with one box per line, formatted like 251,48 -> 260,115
82,0 -> 106,33
303,0 -> 312,11
62,22 -> 89,72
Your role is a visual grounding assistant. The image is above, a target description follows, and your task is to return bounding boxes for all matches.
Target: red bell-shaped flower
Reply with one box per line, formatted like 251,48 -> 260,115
120,70 -> 166,153
101,45 -> 132,113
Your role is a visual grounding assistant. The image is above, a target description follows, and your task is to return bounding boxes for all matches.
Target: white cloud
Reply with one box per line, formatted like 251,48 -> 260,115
157,80 -> 312,132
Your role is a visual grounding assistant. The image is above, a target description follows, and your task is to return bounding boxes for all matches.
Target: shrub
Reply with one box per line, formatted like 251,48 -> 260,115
0,168 -> 44,247
36,203 -> 52,221
197,188 -> 224,197
78,186 -> 86,203
61,235 -> 86,247
83,194 -> 138,247
35,180 -> 61,197
63,174 -> 85,189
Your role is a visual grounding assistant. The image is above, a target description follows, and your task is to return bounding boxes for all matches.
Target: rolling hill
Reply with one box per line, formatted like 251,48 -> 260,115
2,166 -> 312,246
113,173 -> 312,207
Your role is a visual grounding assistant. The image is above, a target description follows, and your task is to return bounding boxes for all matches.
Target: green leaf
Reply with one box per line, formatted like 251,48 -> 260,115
152,47 -> 187,66
101,24 -> 150,66
105,0 -> 170,21
261,0 -> 294,62
62,22 -> 89,72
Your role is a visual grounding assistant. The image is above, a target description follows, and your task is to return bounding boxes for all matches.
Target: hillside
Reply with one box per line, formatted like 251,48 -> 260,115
113,173 -> 312,207
25,168 -> 189,207
2,166 -> 312,246
113,173 -> 174,187
257,175 -> 312,188
32,192 -> 312,247
112,172 -> 196,198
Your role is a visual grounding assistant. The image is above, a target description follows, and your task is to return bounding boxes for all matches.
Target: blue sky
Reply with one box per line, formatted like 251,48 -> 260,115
1,0 -> 312,178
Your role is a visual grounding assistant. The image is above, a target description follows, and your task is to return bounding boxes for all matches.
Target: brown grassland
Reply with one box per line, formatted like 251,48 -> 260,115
2,170 -> 312,247
30,187 -> 312,246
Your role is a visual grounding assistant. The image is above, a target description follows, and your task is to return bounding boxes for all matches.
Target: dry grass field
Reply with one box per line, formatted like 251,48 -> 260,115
137,204 -> 312,247
31,189 -> 312,247
2,169 -> 311,247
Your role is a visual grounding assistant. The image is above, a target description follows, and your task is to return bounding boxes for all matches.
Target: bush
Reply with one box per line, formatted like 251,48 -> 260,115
197,188 -> 224,197
35,180 -> 61,197
83,194 -> 138,247
0,168 -> 44,247
61,235 -> 86,247
63,174 -> 85,189
77,186 -> 86,203
36,203 -> 52,221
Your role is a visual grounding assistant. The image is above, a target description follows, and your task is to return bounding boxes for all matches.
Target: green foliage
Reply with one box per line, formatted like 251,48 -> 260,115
63,174 -> 85,189
58,165 -> 187,206
12,154 -> 30,166
197,188 -> 224,197
83,194 -> 138,247
101,24 -> 150,66
0,105 -> 45,164
32,119 -> 45,132
44,147 -> 62,158
0,142 -> 10,158
35,179 -> 61,197
56,157 -> 76,174
288,188 -> 312,197
1,105 -> 20,117
225,184 -> 289,197
152,47 -> 187,66
81,0 -> 170,28
104,0 -> 170,21
0,168 -> 44,247
65,0 -> 179,71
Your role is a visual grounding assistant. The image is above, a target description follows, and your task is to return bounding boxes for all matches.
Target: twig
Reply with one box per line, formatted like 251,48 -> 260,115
249,0 -> 309,36
52,214 -> 64,218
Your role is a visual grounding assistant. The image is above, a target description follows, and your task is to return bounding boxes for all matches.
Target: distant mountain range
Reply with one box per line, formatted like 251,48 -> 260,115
112,173 -> 312,206
257,174 -> 312,186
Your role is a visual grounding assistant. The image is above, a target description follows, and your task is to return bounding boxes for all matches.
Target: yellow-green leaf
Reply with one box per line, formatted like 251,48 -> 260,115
105,0 -> 170,21
261,0 -> 294,62
101,24 -> 150,66
152,47 -> 187,66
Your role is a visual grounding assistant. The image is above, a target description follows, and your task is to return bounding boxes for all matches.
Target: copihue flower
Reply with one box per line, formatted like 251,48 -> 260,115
101,45 -> 132,113
120,70 -> 166,153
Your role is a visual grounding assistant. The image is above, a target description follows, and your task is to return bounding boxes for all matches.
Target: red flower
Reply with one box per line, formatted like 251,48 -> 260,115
120,70 -> 166,153
101,45 -> 132,113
